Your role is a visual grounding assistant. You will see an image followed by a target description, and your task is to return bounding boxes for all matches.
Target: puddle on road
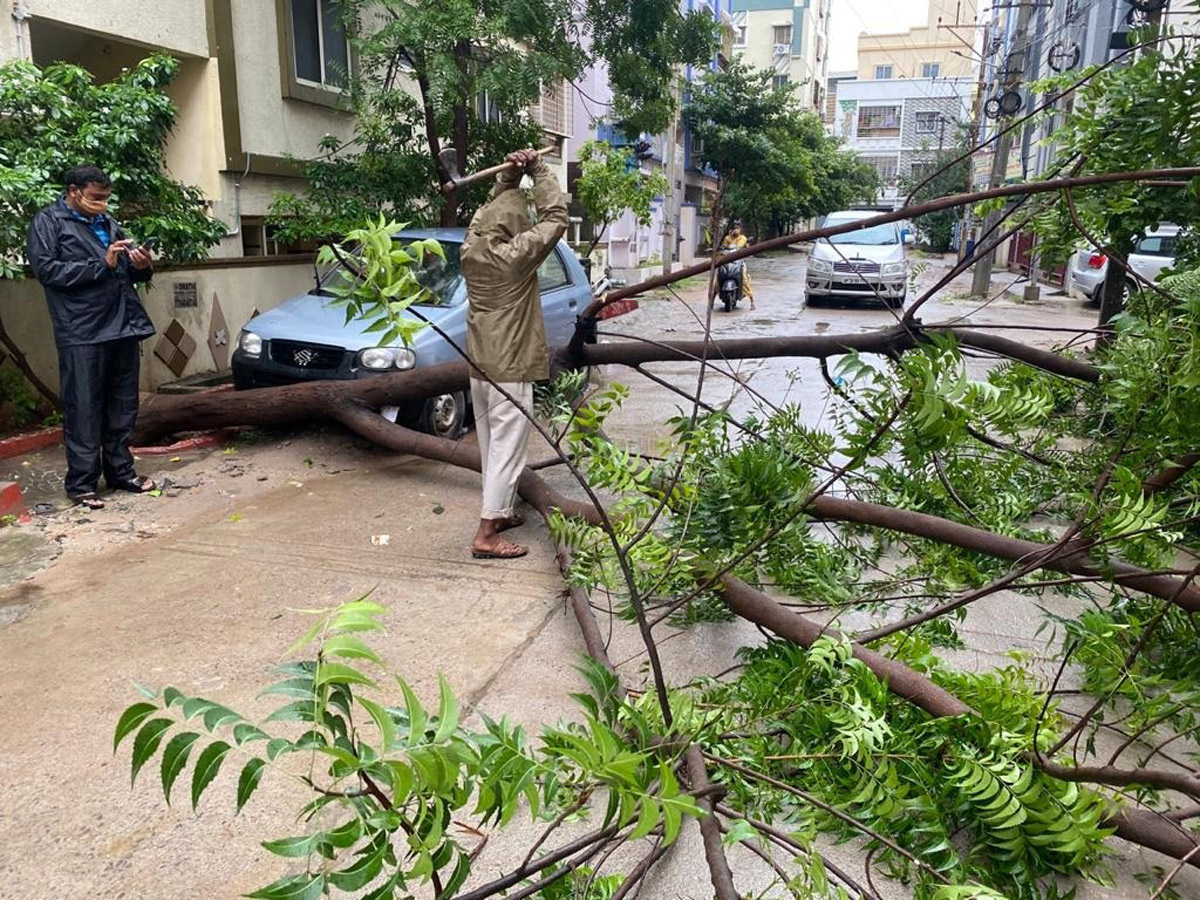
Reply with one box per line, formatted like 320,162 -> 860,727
813,321 -> 831,333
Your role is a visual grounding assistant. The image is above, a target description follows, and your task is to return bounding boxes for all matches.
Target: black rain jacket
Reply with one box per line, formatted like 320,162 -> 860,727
26,201 -> 156,347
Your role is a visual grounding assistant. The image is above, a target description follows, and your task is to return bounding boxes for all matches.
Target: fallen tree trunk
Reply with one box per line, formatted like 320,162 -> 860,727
133,325 -> 1098,445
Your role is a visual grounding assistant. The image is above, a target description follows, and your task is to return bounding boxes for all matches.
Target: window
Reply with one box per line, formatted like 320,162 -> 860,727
773,25 -> 793,46
476,91 -> 502,124
857,105 -> 901,137
874,65 -> 893,79
1135,235 -> 1177,257
734,24 -> 747,45
538,249 -> 571,292
914,111 -> 939,134
535,81 -> 571,135
909,161 -> 938,179
860,155 -> 898,183
291,0 -> 349,89
921,62 -> 940,78
772,74 -> 789,90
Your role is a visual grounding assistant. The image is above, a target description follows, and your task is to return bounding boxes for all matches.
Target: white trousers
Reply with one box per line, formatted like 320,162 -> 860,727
470,378 -> 533,520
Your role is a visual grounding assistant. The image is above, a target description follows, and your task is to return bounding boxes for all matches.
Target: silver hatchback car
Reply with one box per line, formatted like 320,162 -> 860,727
1068,224 -> 1179,304
231,228 -> 593,437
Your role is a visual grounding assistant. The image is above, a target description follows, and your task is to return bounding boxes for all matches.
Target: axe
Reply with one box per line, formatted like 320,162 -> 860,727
436,145 -> 555,195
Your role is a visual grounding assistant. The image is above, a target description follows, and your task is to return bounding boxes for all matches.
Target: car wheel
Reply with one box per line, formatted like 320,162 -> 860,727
420,391 -> 467,439
805,293 -> 822,308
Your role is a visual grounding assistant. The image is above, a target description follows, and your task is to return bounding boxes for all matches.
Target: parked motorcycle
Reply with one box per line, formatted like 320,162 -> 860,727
717,250 -> 745,312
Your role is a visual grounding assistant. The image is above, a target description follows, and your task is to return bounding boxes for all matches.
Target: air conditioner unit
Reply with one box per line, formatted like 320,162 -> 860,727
773,43 -> 790,56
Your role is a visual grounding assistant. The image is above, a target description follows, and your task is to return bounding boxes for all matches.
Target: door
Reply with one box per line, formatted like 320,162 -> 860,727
537,244 -> 582,347
1129,233 -> 1177,285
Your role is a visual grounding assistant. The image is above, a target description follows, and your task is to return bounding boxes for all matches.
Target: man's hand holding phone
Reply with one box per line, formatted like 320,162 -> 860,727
105,239 -> 134,269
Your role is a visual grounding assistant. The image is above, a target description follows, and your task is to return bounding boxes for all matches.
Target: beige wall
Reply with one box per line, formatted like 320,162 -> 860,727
231,0 -> 355,162
6,261 -> 318,393
21,0 -> 210,58
856,0 -> 977,81
733,3 -> 828,110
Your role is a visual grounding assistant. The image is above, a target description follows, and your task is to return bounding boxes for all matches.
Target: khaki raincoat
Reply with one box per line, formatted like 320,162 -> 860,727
462,157 -> 569,383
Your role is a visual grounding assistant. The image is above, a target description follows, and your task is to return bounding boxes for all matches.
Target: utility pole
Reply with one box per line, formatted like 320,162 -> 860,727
661,81 -> 679,276
970,1 -> 1033,298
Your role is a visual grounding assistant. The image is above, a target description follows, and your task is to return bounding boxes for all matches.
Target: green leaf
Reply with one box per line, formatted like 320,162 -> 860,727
162,686 -> 185,708
113,702 -> 157,752
326,817 -> 363,849
397,676 -> 427,746
359,697 -> 396,752
202,704 -> 242,732
433,673 -> 459,743
322,634 -> 384,664
233,723 -> 269,745
245,873 -> 325,900
314,661 -> 377,688
266,738 -> 292,761
287,618 -> 325,655
327,839 -> 388,891
160,731 -> 202,804
190,740 -> 232,810
629,798 -> 660,841
263,701 -> 317,724
236,758 -> 267,813
262,833 -> 322,858
130,717 -> 174,786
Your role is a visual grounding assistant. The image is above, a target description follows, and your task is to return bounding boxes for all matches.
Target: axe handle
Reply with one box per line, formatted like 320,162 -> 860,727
439,145 -> 556,195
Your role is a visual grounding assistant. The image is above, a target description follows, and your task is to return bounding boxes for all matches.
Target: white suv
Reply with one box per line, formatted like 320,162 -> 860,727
806,210 -> 909,309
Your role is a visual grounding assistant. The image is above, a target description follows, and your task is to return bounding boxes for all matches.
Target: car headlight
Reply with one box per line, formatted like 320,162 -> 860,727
393,348 -> 416,370
239,331 -> 262,357
881,261 -> 908,278
358,347 -> 395,370
808,257 -> 833,275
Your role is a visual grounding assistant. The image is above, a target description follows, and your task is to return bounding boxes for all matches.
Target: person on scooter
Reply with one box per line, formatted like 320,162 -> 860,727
721,222 -> 755,310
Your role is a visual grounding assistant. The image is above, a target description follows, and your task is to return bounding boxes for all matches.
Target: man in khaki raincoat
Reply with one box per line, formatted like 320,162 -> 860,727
461,149 -> 569,559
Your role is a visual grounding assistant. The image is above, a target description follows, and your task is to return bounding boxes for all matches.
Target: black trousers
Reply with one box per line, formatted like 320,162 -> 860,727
57,338 -> 141,496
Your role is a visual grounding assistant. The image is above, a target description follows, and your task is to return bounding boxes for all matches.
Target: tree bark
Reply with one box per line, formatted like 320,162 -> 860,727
1097,236 -> 1135,331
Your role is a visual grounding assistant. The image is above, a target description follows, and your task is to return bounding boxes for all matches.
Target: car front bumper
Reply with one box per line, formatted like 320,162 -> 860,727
806,274 -> 906,300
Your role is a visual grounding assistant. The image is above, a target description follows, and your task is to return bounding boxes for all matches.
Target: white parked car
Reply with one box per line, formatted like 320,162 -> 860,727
806,210 -> 908,309
1068,224 -> 1179,304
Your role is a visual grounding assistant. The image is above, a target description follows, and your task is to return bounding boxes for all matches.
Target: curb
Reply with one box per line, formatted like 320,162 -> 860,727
0,427 -> 63,461
0,481 -> 27,520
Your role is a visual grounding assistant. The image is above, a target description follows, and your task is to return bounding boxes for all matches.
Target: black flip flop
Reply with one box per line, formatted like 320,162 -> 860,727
69,493 -> 105,510
110,476 -> 157,494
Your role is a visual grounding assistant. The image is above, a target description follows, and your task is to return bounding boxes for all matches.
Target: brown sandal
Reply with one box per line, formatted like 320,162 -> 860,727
471,541 -> 528,560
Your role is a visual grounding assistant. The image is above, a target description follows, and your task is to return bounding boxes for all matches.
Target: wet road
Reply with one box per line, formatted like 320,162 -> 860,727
601,249 -> 1095,449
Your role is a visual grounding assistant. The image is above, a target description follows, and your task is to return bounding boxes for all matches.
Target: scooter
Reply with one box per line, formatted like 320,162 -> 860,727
717,250 -> 745,312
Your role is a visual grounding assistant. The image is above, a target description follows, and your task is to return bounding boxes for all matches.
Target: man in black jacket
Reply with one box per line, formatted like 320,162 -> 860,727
27,165 -> 158,509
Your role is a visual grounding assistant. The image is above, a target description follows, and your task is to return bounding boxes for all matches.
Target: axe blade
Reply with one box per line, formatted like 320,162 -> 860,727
437,147 -> 462,183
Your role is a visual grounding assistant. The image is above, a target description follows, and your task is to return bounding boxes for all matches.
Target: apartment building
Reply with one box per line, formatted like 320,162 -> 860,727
2,0 -> 570,391
569,0 -> 736,279
831,76 -> 973,209
730,0 -> 831,112
856,0 -> 978,82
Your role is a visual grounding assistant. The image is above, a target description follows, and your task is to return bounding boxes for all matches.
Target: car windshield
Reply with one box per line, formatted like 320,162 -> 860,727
319,241 -> 464,307
825,222 -> 898,246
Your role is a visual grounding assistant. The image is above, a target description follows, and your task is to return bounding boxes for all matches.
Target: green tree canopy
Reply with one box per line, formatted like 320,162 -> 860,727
575,140 -> 669,255
1029,36 -> 1200,267
272,0 -> 718,236
899,129 -> 972,253
0,55 -> 225,277
686,60 -> 877,237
